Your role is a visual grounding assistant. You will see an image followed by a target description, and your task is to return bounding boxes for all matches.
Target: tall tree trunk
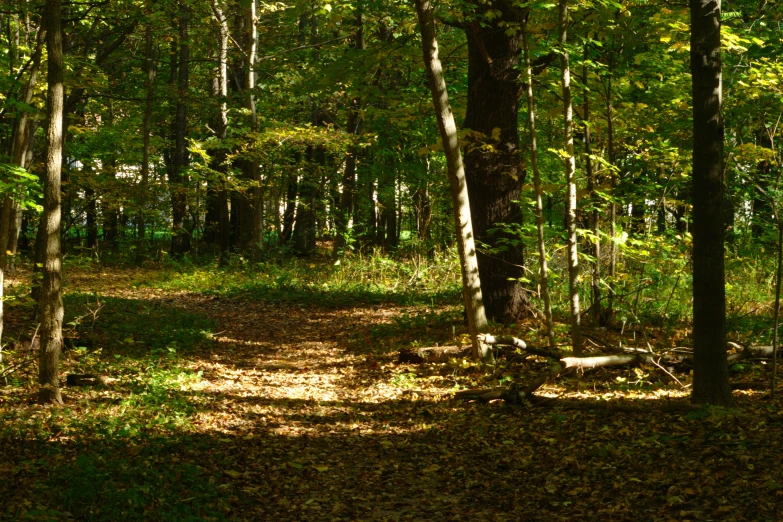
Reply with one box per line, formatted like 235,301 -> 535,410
1,25 -> 44,336
378,165 -> 397,251
280,173 -> 297,243
605,34 -> 617,323
353,153 -> 376,247
559,0 -> 582,356
171,0 -> 190,256
462,1 -> 529,323
210,0 -> 230,262
415,0 -> 489,360
246,0 -> 263,260
39,0 -> 65,405
86,186 -> 97,248
138,19 -> 155,262
333,10 -> 363,257
102,103 -> 120,252
690,0 -> 731,405
292,16 -> 323,256
523,27 -> 556,350
292,146 -> 320,255
333,103 -> 359,255
583,39 -> 602,326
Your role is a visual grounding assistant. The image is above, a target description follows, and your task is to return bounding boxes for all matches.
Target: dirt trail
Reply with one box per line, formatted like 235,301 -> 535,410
174,295 -> 490,520
4,269 -> 781,521
170,290 -> 783,522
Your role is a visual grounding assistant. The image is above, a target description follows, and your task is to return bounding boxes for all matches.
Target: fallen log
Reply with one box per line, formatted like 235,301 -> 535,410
528,397 -> 701,413
65,374 -> 105,387
561,354 -> 654,370
398,345 -> 470,364
480,334 -> 562,359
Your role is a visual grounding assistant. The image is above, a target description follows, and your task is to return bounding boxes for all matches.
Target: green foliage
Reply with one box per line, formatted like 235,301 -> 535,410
0,162 -> 42,210
63,293 -> 216,355
56,446 -> 227,521
150,250 -> 462,308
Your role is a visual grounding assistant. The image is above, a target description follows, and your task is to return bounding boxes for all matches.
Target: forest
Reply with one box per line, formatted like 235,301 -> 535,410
1,0 -> 782,520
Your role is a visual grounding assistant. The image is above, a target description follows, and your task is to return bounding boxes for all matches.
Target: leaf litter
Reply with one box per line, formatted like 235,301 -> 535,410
0,265 -> 782,521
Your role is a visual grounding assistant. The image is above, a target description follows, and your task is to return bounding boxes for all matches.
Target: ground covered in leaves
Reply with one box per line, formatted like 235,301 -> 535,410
1,259 -> 782,521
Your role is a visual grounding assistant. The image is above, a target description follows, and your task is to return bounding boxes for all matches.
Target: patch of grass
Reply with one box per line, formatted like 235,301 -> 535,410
148,251 -> 462,308
390,371 -> 418,388
55,441 -> 228,521
64,294 -> 216,356
346,308 -> 464,356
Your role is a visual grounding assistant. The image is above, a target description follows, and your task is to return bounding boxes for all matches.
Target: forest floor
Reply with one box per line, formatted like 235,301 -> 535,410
1,261 -> 783,521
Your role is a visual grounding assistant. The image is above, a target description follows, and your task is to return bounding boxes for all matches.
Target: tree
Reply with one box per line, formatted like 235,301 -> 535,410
171,0 -> 191,256
208,0 -> 231,261
522,23 -> 555,350
559,0 -> 582,356
137,14 -> 155,262
690,0 -> 731,405
461,0 -> 530,323
39,0 -> 65,405
415,0 -> 489,360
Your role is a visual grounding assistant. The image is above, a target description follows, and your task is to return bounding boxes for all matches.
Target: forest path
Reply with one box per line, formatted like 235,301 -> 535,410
116,272 -> 781,522
3,266 -> 781,521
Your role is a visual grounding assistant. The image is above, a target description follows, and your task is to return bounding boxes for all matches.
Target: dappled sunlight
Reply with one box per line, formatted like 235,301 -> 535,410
2,265 -> 782,521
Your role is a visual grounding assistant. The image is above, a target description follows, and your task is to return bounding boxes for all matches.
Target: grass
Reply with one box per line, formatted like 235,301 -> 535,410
0,246 -> 781,521
149,248 -> 463,309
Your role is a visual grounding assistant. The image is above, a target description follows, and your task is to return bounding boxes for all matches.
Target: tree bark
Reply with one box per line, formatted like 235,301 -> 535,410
280,173 -> 297,243
690,0 -> 731,405
138,19 -> 155,262
334,102 -> 359,256
39,0 -> 65,405
292,146 -> 321,255
1,24 -> 45,341
559,0 -> 582,356
333,11 -> 363,257
292,16 -> 323,256
605,34 -> 617,323
523,27 -> 556,350
462,1 -> 529,323
171,0 -> 190,256
209,0 -> 230,262
415,0 -> 489,360
583,39 -> 602,326
246,0 -> 263,260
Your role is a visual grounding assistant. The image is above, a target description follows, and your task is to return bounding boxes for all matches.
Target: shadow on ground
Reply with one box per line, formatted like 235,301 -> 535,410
1,270 -> 782,521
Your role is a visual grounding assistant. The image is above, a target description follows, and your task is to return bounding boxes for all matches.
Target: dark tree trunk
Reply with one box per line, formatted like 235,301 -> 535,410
171,0 -> 190,256
334,101 -> 360,256
292,146 -> 321,255
204,185 -> 219,244
412,181 -> 431,241
6,26 -> 44,308
333,11 -> 363,256
583,40 -> 602,326
631,198 -> 646,235
377,164 -> 397,251
39,0 -> 65,405
462,2 -> 530,322
209,0 -> 231,261
138,19 -> 155,262
280,173 -> 297,243
86,186 -> 97,248
690,0 -> 731,405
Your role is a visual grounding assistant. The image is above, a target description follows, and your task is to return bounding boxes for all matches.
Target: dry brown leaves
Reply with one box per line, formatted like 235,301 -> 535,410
2,266 -> 783,521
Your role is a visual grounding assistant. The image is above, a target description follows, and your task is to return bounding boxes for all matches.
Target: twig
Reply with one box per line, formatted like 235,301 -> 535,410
649,357 -> 686,388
